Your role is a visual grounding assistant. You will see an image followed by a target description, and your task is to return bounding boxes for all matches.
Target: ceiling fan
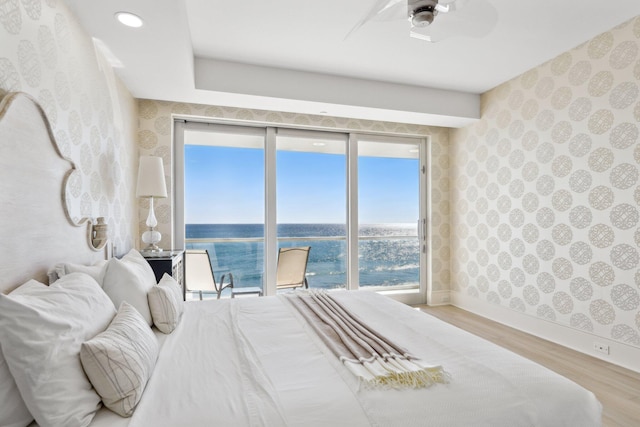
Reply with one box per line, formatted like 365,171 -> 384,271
346,0 -> 498,42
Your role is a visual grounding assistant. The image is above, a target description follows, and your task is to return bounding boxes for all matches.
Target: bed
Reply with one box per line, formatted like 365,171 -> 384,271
91,289 -> 602,427
0,92 -> 602,427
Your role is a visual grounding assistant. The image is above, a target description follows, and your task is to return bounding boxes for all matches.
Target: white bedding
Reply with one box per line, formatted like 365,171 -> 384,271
89,291 -> 601,427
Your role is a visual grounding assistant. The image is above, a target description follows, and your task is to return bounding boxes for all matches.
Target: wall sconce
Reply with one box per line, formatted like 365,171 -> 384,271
88,217 -> 108,251
136,156 -> 167,253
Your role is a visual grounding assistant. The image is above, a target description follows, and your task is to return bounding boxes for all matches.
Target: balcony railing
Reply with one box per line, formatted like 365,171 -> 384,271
185,234 -> 420,294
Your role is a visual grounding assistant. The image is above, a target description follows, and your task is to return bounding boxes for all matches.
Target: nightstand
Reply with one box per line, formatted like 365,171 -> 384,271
142,250 -> 185,300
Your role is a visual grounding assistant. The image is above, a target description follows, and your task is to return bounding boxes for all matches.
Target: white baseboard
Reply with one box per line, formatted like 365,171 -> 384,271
428,290 -> 451,306
451,291 -> 640,373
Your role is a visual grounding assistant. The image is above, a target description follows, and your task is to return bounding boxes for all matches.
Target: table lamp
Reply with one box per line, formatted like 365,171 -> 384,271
136,156 -> 167,252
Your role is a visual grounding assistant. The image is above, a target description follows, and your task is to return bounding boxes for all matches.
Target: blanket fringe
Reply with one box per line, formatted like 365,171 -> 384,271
361,367 -> 451,390
344,358 -> 451,390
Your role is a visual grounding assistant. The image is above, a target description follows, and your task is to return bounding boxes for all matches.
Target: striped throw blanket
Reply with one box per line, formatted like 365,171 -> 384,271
286,290 -> 450,389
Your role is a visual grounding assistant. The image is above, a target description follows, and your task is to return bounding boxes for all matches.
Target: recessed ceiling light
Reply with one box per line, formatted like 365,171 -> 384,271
115,12 -> 143,28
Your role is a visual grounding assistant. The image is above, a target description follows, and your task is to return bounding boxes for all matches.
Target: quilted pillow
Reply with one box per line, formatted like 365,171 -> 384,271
102,249 -> 156,325
0,274 -> 116,427
80,302 -> 159,417
148,273 -> 184,334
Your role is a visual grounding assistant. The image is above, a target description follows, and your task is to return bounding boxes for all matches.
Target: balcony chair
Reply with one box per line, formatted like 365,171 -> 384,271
184,249 -> 262,299
276,246 -> 311,291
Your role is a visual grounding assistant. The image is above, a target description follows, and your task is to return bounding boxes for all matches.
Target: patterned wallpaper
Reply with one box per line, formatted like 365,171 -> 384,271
137,100 -> 452,291
0,0 -> 138,255
450,17 -> 640,347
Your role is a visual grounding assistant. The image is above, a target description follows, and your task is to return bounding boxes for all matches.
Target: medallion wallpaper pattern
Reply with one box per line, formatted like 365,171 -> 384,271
451,17 -> 640,347
137,101 -> 452,292
0,0 -> 138,254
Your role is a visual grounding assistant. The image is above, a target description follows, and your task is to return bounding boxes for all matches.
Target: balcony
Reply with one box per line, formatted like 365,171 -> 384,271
185,230 -> 420,299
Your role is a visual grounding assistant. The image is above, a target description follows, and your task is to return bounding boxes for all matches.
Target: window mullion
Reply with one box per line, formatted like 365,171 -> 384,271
264,127 -> 277,296
347,134 -> 359,290
173,120 -> 186,250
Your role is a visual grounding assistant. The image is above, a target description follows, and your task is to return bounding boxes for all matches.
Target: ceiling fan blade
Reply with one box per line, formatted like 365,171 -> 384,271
439,0 -> 470,12
345,0 -> 405,39
409,26 -> 434,42
370,0 -> 407,20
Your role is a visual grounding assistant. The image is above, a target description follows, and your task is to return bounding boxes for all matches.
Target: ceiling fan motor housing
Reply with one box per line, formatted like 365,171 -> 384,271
410,0 -> 439,27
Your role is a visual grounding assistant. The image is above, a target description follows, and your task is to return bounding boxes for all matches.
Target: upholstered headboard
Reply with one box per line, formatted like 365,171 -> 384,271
0,92 -> 105,293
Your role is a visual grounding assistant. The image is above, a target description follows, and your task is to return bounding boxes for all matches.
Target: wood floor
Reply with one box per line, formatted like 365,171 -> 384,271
415,304 -> 640,427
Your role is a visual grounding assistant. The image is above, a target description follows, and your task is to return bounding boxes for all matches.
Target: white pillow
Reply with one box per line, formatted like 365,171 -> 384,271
0,349 -> 33,427
0,274 -> 116,427
148,273 -> 184,334
80,302 -> 158,417
102,249 -> 156,326
49,260 -> 108,285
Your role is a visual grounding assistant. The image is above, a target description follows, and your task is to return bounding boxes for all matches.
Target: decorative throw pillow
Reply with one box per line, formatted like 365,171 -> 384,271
0,349 -> 33,427
80,302 -> 159,417
102,249 -> 156,325
50,260 -> 108,285
0,274 -> 116,427
148,273 -> 184,334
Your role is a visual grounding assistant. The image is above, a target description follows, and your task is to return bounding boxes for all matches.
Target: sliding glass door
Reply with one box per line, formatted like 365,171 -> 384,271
276,129 -> 348,290
178,123 -> 266,297
356,136 -> 422,294
175,121 -> 427,303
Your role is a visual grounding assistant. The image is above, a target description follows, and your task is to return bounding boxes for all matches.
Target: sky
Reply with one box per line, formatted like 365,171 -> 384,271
184,144 -> 419,224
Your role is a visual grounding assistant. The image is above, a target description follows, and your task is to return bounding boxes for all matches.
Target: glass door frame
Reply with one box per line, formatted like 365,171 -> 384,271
174,119 -> 430,305
348,133 -> 428,305
272,127 -> 350,294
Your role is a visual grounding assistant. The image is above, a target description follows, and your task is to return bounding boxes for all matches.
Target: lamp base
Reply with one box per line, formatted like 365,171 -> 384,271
141,229 -> 162,253
140,244 -> 163,253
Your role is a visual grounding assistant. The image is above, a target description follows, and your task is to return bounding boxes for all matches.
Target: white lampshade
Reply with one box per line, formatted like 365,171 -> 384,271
136,156 -> 167,198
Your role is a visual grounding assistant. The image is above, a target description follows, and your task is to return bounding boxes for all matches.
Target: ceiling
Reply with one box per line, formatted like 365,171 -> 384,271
64,0 -> 640,127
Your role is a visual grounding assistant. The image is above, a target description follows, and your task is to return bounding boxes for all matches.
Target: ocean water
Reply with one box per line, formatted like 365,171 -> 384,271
186,223 -> 419,290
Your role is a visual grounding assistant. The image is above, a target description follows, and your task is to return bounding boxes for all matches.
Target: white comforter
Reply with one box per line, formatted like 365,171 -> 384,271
89,291 -> 602,427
